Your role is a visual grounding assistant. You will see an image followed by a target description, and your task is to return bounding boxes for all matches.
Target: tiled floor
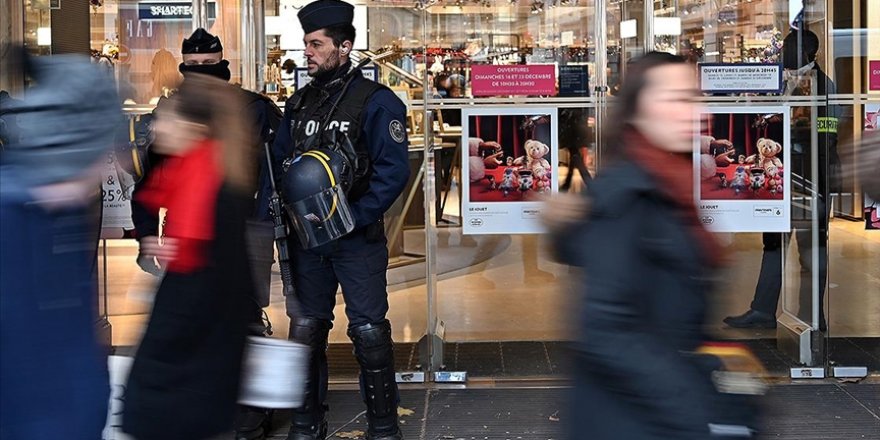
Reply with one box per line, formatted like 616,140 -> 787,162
205,384 -> 880,440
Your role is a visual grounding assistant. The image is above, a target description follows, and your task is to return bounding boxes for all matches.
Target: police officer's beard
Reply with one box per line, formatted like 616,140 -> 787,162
311,50 -> 342,79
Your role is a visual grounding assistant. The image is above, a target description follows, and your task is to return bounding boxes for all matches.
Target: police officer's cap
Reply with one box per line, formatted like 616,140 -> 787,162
182,28 -> 223,54
298,0 -> 354,34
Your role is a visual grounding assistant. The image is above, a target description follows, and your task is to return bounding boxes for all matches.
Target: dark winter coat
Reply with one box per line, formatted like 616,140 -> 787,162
554,159 -> 720,440
0,172 -> 109,440
122,182 -> 255,440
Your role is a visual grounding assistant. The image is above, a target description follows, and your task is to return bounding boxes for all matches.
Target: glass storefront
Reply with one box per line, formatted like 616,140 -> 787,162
3,0 -> 877,378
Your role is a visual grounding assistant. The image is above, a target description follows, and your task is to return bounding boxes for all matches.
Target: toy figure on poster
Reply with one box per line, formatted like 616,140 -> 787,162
731,166 -> 748,195
518,170 -> 534,194
484,175 -> 497,191
749,168 -> 766,194
500,167 -> 517,197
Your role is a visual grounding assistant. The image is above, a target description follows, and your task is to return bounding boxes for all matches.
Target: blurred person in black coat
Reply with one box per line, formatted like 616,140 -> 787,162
551,53 -> 757,439
121,74 -> 258,440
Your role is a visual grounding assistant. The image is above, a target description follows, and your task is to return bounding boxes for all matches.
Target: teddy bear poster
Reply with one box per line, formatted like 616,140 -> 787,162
698,111 -> 787,201
466,112 -> 555,203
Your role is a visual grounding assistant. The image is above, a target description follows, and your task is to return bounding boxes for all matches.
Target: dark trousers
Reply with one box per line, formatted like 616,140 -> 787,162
285,228 -> 390,327
561,147 -> 592,191
245,220 -> 275,309
751,198 -> 829,323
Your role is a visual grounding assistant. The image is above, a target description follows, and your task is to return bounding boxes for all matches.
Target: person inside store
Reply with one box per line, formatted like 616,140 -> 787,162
548,52 -> 759,439
432,71 -> 450,98
723,28 -> 840,331
1,49 -> 121,440
559,107 -> 593,191
127,27 -> 282,440
439,83 -> 463,127
268,0 -> 410,438
282,58 -> 298,91
121,74 -> 257,440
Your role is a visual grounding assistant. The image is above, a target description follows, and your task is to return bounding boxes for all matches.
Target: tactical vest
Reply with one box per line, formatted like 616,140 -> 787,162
287,75 -> 383,202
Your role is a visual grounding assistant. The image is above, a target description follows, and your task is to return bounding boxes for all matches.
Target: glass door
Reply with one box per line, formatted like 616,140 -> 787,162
420,0 -> 598,377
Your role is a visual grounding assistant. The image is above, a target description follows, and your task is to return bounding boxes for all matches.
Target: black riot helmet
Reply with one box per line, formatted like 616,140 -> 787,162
282,147 -> 353,202
281,148 -> 356,248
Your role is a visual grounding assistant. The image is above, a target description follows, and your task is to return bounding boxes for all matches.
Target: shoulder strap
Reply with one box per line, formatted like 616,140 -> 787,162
330,79 -> 383,127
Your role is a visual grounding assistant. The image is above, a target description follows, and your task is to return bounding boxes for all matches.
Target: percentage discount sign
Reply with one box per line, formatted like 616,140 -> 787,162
101,151 -> 135,229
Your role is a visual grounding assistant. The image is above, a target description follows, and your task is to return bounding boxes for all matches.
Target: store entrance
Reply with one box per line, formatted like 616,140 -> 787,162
414,0 -> 879,381
73,0 -> 879,382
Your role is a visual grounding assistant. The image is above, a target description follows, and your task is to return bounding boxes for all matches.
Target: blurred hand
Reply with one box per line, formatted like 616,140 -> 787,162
137,235 -> 177,275
541,191 -> 590,232
28,175 -> 99,212
841,131 -> 880,200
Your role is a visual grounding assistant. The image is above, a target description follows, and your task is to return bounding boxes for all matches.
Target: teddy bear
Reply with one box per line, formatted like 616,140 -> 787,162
513,139 -> 552,192
747,138 -> 783,170
765,164 -> 783,194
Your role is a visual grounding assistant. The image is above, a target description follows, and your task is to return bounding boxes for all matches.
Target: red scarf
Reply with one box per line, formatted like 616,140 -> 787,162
623,130 -> 724,268
136,139 -> 222,273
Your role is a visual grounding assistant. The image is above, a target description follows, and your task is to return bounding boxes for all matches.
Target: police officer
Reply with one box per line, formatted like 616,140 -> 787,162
724,29 -> 840,330
270,1 -> 410,439
128,29 -> 281,440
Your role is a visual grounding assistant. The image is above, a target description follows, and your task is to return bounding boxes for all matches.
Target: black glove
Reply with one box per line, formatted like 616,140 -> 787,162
136,250 -> 163,276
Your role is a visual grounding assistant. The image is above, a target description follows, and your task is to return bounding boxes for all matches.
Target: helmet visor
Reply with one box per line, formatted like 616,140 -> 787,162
286,184 -> 355,249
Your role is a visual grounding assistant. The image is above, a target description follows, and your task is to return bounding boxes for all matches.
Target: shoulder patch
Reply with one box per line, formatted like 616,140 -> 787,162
389,120 -> 406,144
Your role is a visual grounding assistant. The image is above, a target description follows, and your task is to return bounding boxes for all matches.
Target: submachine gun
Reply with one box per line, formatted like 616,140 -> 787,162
264,143 -> 298,310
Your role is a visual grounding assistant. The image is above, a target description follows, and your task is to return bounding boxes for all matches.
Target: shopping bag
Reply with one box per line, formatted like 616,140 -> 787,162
865,203 -> 879,230
102,355 -> 135,440
238,336 -> 310,408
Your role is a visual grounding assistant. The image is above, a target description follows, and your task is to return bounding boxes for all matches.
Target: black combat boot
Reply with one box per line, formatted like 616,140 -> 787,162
234,406 -> 273,440
349,320 -> 404,440
286,317 -> 332,440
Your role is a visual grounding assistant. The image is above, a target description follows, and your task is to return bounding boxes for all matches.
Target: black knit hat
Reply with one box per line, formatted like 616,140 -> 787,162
298,0 -> 354,34
181,28 -> 223,54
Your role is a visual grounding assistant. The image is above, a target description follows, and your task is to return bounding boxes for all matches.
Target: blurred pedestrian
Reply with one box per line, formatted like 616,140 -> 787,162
121,74 -> 258,440
128,30 -> 283,439
0,49 -> 121,439
551,52 -> 736,440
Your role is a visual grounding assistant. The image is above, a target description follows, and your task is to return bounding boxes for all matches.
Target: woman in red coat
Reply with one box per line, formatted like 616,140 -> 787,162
122,74 -> 260,440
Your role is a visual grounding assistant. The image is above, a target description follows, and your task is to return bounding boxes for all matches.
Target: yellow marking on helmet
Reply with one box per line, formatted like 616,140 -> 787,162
302,151 -> 338,220
310,149 -> 331,161
129,117 -> 143,177
302,151 -> 337,187
131,149 -> 143,177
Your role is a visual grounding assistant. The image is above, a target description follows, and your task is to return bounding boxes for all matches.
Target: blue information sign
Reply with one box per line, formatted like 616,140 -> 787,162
558,65 -> 589,97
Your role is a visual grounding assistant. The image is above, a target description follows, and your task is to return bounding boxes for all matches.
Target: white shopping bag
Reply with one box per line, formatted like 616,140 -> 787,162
238,336 -> 310,408
103,355 -> 135,440
125,269 -> 163,304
